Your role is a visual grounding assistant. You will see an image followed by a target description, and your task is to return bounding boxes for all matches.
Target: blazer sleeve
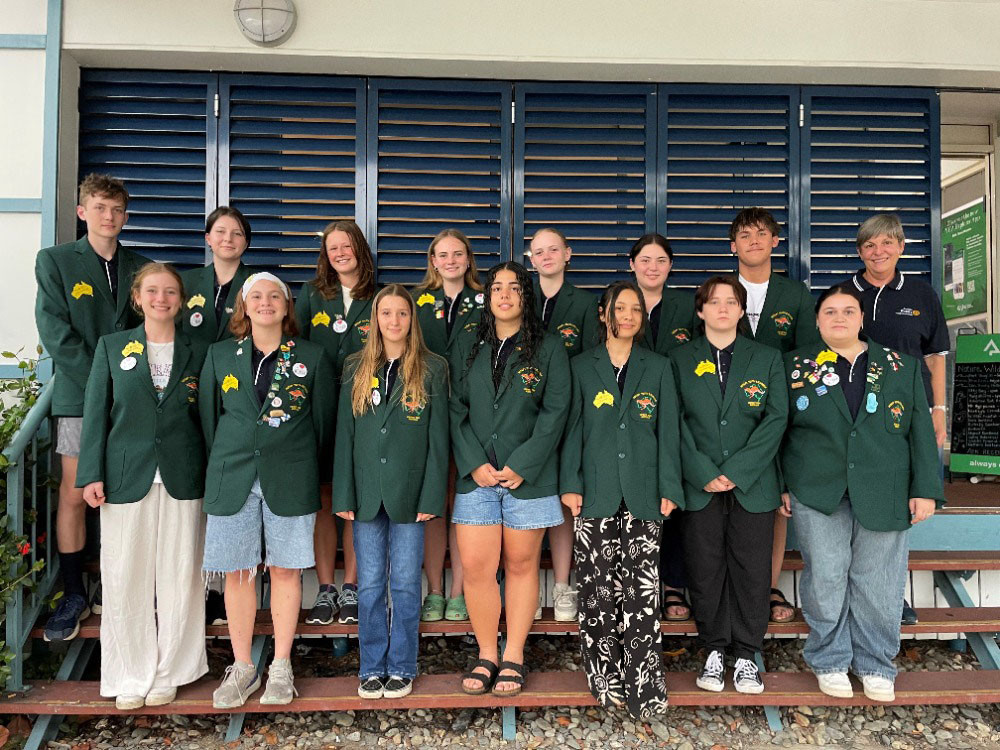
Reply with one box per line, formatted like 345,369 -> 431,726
558,362 -> 585,495
670,356 -> 723,491
506,342 -> 572,484
449,343 -> 491,479
794,285 -> 821,348
416,359 -> 450,517
719,350 -> 790,492
656,361 -> 685,510
35,251 -> 93,378
312,350 -> 337,484
197,346 -> 221,453
581,293 -> 601,351
907,363 -> 946,504
331,364 -> 358,514
75,338 -> 112,487
294,285 -> 312,340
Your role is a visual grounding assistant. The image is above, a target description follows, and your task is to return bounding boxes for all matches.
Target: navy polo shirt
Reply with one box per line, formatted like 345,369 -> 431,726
850,269 -> 949,404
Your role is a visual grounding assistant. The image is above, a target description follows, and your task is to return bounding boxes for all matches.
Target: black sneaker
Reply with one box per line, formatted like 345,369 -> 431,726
338,586 -> 358,625
733,657 -> 764,694
901,600 -> 918,626
357,676 -> 385,699
305,586 -> 339,625
43,593 -> 91,642
89,581 -> 102,615
383,676 -> 413,699
695,649 -> 725,692
206,589 -> 227,626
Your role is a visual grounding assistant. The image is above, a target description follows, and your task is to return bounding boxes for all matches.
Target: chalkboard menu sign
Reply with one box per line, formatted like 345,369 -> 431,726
950,334 -> 1000,475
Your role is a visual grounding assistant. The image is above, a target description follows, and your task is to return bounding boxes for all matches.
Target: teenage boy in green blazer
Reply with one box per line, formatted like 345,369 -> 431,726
34,173 -> 149,642
670,276 -> 788,695
76,263 -> 208,709
780,283 -> 943,703
180,207 -> 254,345
727,207 -> 821,625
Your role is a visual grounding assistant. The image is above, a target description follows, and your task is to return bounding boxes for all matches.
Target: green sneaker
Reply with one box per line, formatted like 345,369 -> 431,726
420,593 -> 446,622
445,595 -> 468,621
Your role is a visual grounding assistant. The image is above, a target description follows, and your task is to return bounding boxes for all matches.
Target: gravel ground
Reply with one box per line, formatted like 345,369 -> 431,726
22,636 -> 1000,749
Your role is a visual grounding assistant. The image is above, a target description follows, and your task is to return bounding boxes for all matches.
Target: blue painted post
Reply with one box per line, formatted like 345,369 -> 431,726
933,571 -> 1000,671
755,651 -> 784,733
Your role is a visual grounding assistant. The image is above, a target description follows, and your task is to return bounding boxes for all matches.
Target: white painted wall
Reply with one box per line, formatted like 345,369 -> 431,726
3,0 -> 47,35
62,0 -> 1000,86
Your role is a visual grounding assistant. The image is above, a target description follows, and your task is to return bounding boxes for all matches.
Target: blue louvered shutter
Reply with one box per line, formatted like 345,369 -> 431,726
513,83 -> 657,289
801,87 -> 941,290
367,79 -> 512,285
219,74 -> 366,288
658,85 -> 800,288
77,69 -> 217,266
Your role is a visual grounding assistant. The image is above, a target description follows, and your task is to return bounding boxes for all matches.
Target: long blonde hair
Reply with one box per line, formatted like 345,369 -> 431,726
349,284 -> 432,417
415,228 -> 483,292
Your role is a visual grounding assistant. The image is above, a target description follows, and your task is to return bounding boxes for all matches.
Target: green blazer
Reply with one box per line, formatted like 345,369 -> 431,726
35,237 -> 149,416
639,287 -> 697,355
179,262 -> 253,344
332,354 -> 450,523
76,326 -> 208,503
412,285 -> 484,358
746,273 -> 820,353
670,336 -> 788,513
560,346 -> 684,519
198,336 -> 336,517
533,280 -> 600,358
295,282 -> 375,375
780,341 -> 945,532
450,333 -> 571,499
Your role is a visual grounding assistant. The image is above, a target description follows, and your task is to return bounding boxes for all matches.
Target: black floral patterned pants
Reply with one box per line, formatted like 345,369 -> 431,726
573,503 -> 667,718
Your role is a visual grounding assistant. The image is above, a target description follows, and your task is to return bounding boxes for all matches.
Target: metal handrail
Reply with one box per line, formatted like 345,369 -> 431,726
2,376 -> 55,462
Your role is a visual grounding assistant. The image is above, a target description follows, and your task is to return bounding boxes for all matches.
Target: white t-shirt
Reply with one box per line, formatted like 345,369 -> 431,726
739,275 -> 769,335
147,340 -> 174,484
341,284 -> 354,315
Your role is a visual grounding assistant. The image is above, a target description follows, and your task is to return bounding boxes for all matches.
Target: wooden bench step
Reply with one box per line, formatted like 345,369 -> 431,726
33,607 -> 1000,641
4,670 -> 1000,715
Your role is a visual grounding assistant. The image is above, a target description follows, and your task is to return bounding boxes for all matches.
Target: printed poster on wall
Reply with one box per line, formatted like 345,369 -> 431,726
950,334 -> 1000,475
941,198 -> 988,319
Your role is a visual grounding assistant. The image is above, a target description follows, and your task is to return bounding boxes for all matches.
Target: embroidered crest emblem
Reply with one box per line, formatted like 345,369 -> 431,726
284,383 -> 308,411
633,392 -> 657,419
402,396 -> 426,421
888,400 -> 905,429
741,379 -> 767,407
516,366 -> 543,394
182,375 -> 199,403
356,319 -> 371,341
771,311 -> 793,336
71,281 -> 93,300
672,328 -> 691,343
557,323 -> 580,347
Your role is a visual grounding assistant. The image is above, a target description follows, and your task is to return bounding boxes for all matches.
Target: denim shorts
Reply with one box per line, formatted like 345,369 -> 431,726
452,485 -> 564,530
202,478 -> 316,575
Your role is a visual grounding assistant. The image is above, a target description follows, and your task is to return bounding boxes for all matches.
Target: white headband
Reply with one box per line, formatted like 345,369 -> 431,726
241,272 -> 290,300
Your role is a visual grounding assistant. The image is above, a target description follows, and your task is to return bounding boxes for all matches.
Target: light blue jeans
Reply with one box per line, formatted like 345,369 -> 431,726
352,508 -> 425,680
791,494 -> 908,681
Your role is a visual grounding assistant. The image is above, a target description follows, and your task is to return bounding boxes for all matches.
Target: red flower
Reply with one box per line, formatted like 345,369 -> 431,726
18,542 -> 31,556
37,533 -> 46,545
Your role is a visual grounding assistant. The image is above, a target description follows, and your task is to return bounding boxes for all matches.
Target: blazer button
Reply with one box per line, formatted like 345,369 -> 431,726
154,438 -> 161,445
156,408 -> 163,414
380,457 -> 387,464
115,323 -> 122,329
722,450 -> 729,457
254,450 -> 261,457
849,462 -> 855,469
850,430 -> 857,437
720,419 -> 728,426
493,404 -> 499,410
491,433 -> 498,440
619,423 -> 626,430
618,452 -> 625,459
381,428 -> 387,434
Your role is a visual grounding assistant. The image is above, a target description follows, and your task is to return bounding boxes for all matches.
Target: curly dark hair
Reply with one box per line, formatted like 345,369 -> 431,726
467,261 -> 545,370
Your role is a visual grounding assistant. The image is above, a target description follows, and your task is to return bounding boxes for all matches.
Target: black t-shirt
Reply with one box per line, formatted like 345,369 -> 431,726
834,348 -> 869,422
491,332 -> 520,393
384,358 -> 399,401
540,290 -> 560,328
708,340 -> 736,396
648,300 -> 662,344
251,346 -> 278,406
614,359 -> 629,394
100,254 -> 118,300
214,279 -> 233,322
851,269 -> 949,404
444,295 -> 460,337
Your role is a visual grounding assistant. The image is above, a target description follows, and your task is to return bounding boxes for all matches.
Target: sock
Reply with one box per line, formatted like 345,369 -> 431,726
320,583 -> 337,593
343,583 -> 357,592
60,550 -> 86,598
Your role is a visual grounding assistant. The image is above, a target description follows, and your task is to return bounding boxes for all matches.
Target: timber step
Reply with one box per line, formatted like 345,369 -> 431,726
4,670 -> 1000,715
32,607 -> 1000,640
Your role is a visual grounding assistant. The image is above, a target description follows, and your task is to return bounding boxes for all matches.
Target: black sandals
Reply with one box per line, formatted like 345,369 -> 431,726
492,661 -> 527,697
461,658 -> 499,695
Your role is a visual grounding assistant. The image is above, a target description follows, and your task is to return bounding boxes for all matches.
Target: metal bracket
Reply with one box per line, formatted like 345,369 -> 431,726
933,571 -> 1000,671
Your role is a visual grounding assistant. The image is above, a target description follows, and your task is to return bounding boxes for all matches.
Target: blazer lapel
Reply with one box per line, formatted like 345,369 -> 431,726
495,340 -> 522,400
341,292 -> 366,328
380,367 -> 404,427
808,345 -> 853,424
113,246 -> 134,323
470,342 -> 496,403
720,337 -> 752,415
234,337 -> 260,412
160,334 -> 192,403
754,273 -> 780,341
219,263 -> 250,336
617,347 -> 646,419
852,346 -> 885,428
691,337 -> 723,409
76,238 -> 115,308
655,295 -> 677,353
592,347 -> 622,402
546,282 -> 573,333
121,326 -> 159,402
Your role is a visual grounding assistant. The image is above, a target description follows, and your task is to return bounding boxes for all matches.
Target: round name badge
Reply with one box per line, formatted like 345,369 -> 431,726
271,396 -> 282,408
333,318 -> 348,334
791,369 -> 801,380
371,389 -> 382,406
796,395 -> 809,412
189,312 -> 203,328
822,372 -> 840,387
475,293 -> 485,305
120,356 -> 137,371
292,362 -> 308,377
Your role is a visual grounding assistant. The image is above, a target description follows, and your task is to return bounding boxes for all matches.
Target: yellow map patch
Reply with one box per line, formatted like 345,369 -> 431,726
370,376 -> 379,389
816,349 -> 837,365
71,281 -> 93,300
222,374 -> 239,393
121,340 -> 144,357
593,390 -> 614,408
695,359 -> 716,377
311,311 -> 331,327
416,293 -> 436,307
187,294 -> 206,309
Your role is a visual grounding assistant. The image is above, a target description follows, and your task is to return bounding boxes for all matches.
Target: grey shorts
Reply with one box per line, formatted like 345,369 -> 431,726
57,417 -> 83,457
202,478 -> 316,576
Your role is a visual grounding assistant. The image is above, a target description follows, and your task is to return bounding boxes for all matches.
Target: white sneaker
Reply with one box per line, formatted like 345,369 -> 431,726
816,672 -> 853,699
552,583 -> 578,622
534,596 -> 542,620
862,675 -> 895,702
115,694 -> 144,710
695,649 -> 725,692
260,658 -> 298,705
144,687 -> 177,706
733,657 -> 764,694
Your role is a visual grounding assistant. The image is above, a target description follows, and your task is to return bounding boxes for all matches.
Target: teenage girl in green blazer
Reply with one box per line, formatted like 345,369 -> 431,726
669,276 -> 788,695
199,272 -> 336,709
781,283 -> 943,703
180,206 -> 254,345
411,229 -> 484,624
527,227 -> 600,623
559,280 -> 683,718
333,285 -> 450,700
77,262 -> 208,710
295,220 -> 377,627
451,262 -> 571,697
629,232 -> 696,620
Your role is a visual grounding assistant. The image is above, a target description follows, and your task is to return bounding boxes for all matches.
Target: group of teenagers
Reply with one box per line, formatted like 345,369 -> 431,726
35,173 -> 948,720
